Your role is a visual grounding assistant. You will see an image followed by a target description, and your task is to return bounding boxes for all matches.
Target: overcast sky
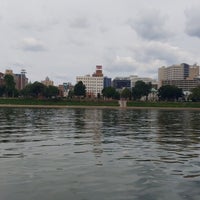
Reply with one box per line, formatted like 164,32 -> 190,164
1,0 -> 200,85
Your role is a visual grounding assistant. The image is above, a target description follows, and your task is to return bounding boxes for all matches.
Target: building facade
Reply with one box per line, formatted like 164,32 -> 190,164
112,75 -> 158,90
41,77 -> 54,86
112,77 -> 131,89
76,66 -> 104,97
4,69 -> 28,90
158,63 -> 200,91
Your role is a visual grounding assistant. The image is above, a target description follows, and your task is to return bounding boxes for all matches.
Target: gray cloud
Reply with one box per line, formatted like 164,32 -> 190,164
1,0 -> 200,84
185,7 -> 200,38
127,9 -> 171,41
21,37 -> 46,52
105,41 -> 195,78
69,17 -> 90,29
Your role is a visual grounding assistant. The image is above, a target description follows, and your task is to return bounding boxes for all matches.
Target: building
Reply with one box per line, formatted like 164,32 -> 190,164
41,77 -> 54,86
129,75 -> 158,89
58,82 -> 73,97
104,77 -> 112,88
161,79 -> 200,92
4,69 -> 28,90
76,66 -> 104,97
15,69 -> 28,90
158,63 -> 200,91
112,75 -> 158,90
112,77 -> 131,89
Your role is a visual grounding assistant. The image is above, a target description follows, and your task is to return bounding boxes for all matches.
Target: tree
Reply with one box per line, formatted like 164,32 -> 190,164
102,87 -> 119,99
158,85 -> 183,101
0,85 -> 5,97
190,86 -> 200,101
4,74 -> 17,97
121,88 -> 132,100
21,82 -> 46,98
74,81 -> 86,97
44,85 -> 59,98
132,81 -> 151,101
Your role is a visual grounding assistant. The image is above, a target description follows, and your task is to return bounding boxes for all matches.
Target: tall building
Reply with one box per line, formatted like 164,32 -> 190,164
104,77 -> 112,88
4,69 -> 28,90
15,69 -> 28,90
158,63 -> 200,91
41,77 -> 54,86
76,66 -> 105,97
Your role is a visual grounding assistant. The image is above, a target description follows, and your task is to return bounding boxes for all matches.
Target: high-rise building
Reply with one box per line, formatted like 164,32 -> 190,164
76,66 -> 105,97
104,77 -> 112,88
15,69 -> 28,90
158,63 -> 200,91
4,69 -> 28,90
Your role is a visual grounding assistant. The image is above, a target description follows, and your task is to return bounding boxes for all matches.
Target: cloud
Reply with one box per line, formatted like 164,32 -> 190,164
105,41 -> 195,78
69,17 -> 90,29
21,37 -> 46,52
185,6 -> 200,38
127,9 -> 171,41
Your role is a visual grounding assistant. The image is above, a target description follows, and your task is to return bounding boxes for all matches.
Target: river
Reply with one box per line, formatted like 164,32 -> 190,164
0,108 -> 200,200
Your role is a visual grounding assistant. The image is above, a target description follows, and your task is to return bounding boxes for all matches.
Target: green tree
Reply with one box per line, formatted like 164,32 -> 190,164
190,86 -> 200,101
21,82 -> 46,98
4,74 -> 17,97
121,88 -> 132,100
44,85 -> 59,98
0,85 -> 5,97
132,81 -> 151,100
74,81 -> 86,97
102,87 -> 118,99
158,85 -> 183,101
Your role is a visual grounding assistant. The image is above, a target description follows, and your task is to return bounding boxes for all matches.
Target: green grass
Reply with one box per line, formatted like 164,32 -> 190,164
0,98 -> 119,107
127,101 -> 200,108
1,98 -> 200,108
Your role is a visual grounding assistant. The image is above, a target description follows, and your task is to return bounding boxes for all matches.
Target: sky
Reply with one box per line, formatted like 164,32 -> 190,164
1,0 -> 200,85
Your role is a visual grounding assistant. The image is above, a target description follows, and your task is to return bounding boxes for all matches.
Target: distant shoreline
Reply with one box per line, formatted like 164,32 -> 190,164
1,104 -> 200,110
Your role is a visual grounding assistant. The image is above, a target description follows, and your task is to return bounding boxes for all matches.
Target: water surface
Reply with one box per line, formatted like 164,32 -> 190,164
0,108 -> 200,200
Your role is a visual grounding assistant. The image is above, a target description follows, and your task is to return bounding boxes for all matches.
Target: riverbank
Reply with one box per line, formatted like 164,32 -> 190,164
0,98 -> 200,110
1,104 -> 200,110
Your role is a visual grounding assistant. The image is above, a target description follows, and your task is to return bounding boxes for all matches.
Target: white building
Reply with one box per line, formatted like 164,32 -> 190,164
76,66 -> 104,98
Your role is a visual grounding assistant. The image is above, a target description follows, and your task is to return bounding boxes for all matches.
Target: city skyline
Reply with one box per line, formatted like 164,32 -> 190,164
1,0 -> 200,85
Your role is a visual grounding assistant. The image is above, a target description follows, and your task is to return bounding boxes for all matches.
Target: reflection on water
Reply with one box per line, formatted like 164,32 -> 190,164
0,108 -> 200,200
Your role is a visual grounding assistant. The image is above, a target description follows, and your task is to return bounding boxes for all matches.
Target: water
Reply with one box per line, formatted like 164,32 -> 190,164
0,108 -> 200,200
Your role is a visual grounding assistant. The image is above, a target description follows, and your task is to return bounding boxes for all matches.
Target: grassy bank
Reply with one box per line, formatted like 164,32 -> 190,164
127,101 -> 200,108
1,98 -> 200,108
0,98 -> 119,107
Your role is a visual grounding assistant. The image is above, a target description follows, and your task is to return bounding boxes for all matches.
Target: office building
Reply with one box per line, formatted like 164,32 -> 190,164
76,66 -> 104,97
158,63 -> 200,91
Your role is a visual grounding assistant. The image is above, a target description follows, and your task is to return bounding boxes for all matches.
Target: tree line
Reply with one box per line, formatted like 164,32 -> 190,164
1,74 -> 200,101
0,74 -> 59,98
73,80 -> 200,102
